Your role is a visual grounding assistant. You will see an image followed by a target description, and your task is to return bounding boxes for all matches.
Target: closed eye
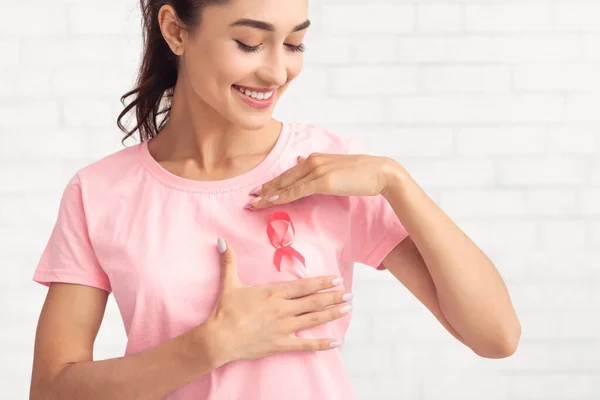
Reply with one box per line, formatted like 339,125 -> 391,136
235,40 -> 306,54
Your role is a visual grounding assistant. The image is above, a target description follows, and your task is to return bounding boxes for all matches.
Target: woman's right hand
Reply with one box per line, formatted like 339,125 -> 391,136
198,237 -> 353,367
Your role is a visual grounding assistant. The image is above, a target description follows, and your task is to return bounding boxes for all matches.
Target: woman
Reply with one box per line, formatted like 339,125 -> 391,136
30,0 -> 521,399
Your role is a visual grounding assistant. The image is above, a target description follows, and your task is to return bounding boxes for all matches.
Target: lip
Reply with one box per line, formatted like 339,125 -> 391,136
232,85 -> 277,110
234,84 -> 279,92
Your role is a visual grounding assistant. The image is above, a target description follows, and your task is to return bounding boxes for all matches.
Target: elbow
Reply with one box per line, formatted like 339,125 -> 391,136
474,320 -> 521,359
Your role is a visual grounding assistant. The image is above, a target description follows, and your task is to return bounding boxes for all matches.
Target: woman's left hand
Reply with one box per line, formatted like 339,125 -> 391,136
245,153 -> 401,210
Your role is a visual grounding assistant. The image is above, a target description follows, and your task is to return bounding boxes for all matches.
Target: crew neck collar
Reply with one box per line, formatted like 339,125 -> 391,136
137,122 -> 292,194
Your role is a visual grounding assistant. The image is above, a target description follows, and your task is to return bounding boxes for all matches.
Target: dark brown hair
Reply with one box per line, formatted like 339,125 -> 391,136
117,0 -> 226,145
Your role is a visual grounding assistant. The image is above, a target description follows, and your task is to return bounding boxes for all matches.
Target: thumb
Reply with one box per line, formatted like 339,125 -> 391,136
217,237 -> 241,289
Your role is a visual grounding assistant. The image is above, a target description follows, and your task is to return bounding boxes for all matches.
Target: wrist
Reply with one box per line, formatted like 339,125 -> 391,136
380,158 -> 406,199
189,319 -> 232,370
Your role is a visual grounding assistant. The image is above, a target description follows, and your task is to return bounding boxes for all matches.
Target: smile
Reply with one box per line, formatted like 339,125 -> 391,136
233,85 -> 275,100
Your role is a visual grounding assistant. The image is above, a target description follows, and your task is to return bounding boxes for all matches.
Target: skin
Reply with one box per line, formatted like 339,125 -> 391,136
31,2 -> 352,399
147,0 -> 309,182
31,0 -> 521,398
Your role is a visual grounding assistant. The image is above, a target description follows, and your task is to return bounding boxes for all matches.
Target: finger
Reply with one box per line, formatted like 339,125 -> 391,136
270,174 -> 320,206
273,276 -> 344,299
217,237 -> 242,289
246,175 -> 317,210
250,162 -> 312,200
248,153 -> 316,198
279,336 -> 342,352
292,290 -> 353,316
289,302 -> 352,332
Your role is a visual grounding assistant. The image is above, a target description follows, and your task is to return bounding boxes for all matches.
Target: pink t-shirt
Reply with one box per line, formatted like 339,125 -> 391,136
33,122 -> 409,399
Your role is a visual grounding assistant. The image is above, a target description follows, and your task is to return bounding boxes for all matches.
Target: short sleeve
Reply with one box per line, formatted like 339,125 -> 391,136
342,136 -> 409,270
33,174 -> 112,293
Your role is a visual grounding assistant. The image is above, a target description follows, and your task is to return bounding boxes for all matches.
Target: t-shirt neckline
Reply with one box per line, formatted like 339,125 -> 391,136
137,122 -> 292,194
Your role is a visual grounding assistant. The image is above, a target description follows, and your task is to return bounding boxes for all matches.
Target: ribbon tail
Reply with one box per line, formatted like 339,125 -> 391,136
283,246 -> 306,269
273,249 -> 283,272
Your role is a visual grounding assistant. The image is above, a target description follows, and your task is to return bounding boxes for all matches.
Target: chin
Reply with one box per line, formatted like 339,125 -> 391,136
229,113 -> 274,131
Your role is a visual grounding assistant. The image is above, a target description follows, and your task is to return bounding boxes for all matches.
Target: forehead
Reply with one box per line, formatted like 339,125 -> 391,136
204,0 -> 309,31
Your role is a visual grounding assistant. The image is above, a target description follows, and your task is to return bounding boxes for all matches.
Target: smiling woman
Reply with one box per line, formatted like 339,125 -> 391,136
29,0 -> 519,399
116,0 -> 310,143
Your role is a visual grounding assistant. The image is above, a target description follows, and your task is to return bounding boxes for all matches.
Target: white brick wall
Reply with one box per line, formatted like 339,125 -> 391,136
1,0 -> 599,399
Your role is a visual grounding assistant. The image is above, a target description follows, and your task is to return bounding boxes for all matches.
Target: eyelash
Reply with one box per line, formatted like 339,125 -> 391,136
235,40 -> 306,54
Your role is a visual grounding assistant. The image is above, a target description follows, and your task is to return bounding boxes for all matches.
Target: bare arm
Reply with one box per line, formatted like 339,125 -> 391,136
30,283 -> 221,400
381,162 -> 521,358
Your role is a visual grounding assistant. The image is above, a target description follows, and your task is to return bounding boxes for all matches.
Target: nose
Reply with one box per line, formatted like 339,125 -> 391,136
257,48 -> 288,88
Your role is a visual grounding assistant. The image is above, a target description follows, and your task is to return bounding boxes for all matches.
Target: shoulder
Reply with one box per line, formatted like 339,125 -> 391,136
66,143 -> 143,203
288,122 -> 367,156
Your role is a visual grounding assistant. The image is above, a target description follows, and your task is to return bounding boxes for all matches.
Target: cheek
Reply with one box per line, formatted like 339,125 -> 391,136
191,44 -> 246,90
287,57 -> 304,82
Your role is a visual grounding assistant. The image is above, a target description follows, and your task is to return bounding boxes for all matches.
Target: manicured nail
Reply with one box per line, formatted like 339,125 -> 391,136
329,341 -> 341,349
340,305 -> 352,314
332,277 -> 344,286
342,293 -> 354,302
267,195 -> 279,202
250,185 -> 262,195
217,237 -> 227,253
245,197 -> 262,208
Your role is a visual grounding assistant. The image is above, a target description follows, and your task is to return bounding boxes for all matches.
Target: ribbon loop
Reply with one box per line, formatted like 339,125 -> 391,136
266,211 -> 306,272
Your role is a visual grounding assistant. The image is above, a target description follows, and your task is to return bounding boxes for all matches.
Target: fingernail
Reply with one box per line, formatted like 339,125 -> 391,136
340,305 -> 352,314
329,341 -> 341,349
332,277 -> 344,286
250,185 -> 262,195
267,195 -> 279,202
217,237 -> 227,253
245,197 -> 262,208
342,293 -> 354,302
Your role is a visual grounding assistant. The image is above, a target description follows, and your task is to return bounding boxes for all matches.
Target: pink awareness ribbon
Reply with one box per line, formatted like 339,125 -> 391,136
266,211 -> 306,272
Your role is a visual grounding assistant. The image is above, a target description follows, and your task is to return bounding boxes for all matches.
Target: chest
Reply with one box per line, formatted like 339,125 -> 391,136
91,194 -> 351,323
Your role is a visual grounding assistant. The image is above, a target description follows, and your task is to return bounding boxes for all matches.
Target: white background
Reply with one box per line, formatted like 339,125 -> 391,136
1,0 -> 599,399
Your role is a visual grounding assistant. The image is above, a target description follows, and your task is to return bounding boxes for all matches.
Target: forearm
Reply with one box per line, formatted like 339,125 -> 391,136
382,161 -> 521,357
34,323 -> 224,400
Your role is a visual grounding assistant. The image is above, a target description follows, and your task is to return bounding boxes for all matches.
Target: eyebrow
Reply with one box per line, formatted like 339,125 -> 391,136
229,18 -> 310,33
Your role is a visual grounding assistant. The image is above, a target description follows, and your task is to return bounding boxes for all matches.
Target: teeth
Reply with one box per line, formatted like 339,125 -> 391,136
235,85 -> 274,100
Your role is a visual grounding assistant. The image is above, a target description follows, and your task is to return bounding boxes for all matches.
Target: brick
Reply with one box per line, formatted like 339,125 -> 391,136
51,68 -> 136,97
417,4 -> 463,33
465,4 -> 553,32
322,4 -> 415,34
0,68 -> 52,98
547,126 -> 599,154
68,4 -> 141,35
457,127 -> 546,155
440,190 -> 526,217
304,37 -> 353,64
352,36 -> 399,64
0,5 -> 67,36
423,372 -> 509,400
21,38 -> 116,68
63,100 -> 114,128
584,35 -> 600,61
395,35 -> 582,63
497,157 -> 587,186
514,64 -> 600,91
389,95 -> 564,123
555,3 -> 600,32
400,159 -> 495,188
509,375 -> 600,399
422,66 -> 511,93
0,102 -> 60,129
330,66 -> 417,95
566,95 -> 600,122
